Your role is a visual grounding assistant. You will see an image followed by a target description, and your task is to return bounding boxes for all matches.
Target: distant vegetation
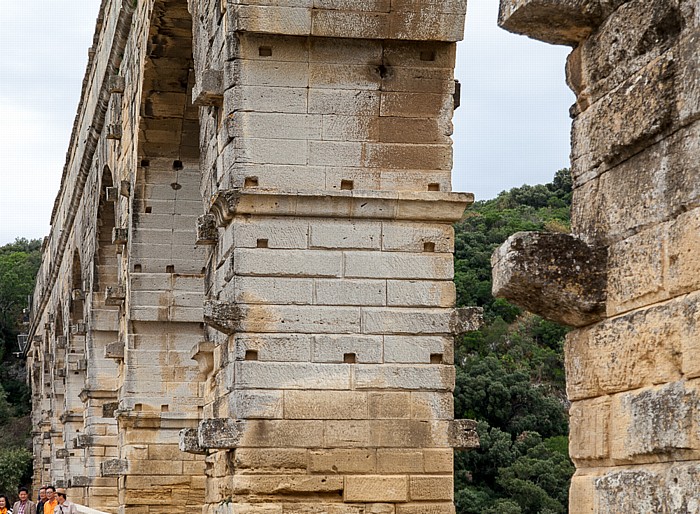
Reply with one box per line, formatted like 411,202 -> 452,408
453,169 -> 574,514
0,238 -> 41,492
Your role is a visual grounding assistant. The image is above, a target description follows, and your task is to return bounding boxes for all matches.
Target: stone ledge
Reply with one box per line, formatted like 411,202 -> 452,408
492,231 -> 607,327
209,189 -> 473,227
498,0 -> 609,45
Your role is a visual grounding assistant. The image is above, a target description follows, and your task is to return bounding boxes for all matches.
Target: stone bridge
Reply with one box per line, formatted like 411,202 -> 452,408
26,0 -> 479,512
25,0 -> 699,513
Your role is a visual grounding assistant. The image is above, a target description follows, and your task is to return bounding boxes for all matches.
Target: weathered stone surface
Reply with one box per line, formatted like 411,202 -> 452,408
28,0 -> 477,511
492,231 -> 607,327
101,458 -> 129,477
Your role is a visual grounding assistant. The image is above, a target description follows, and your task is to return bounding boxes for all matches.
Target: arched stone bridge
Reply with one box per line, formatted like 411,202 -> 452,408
26,0 -> 699,512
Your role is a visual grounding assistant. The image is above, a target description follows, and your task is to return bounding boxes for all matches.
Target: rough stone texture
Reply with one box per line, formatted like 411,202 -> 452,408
26,0 -> 476,512
492,231 -> 607,326
497,0 -> 700,510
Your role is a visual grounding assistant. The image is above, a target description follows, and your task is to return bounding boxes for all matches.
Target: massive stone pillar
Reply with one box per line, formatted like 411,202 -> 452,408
494,1 -> 700,511
180,1 -> 479,513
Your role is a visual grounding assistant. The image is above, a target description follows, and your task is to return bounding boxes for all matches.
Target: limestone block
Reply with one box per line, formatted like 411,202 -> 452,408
105,186 -> 119,202
449,419 -> 479,449
234,362 -> 351,389
232,334 -> 312,362
203,300 -> 241,335
565,298 -> 688,401
411,392 -> 454,419
396,505 -> 456,514
228,112 -> 322,140
193,69 -> 223,107
198,418 -> 243,449
225,85 -> 308,114
569,396 -> 611,462
234,448 -> 308,473
312,334 -> 383,363
233,249 -> 343,277
344,252 -> 453,280
409,476 -> 453,501
112,227 -> 128,245
368,392 -> 411,419
196,214 -> 219,245
106,123 -> 122,140
498,0 -> 610,45
572,122 -> 700,244
355,364 -> 454,391
239,420 -> 325,447
309,449 -> 377,474
384,336 -> 453,364
226,5 -> 312,35
284,390 -> 368,419
492,231 -> 607,327
361,307 -> 480,335
309,220 -> 381,250
101,458 -> 128,477
571,55 -> 677,172
309,88 -> 380,116
107,74 -> 125,94
593,464 -> 700,513
179,428 -> 207,455
230,390 -> 283,419
387,280 -> 456,308
104,285 -> 126,306
344,475 -> 409,502
231,218 -> 309,249
666,207 -> 700,296
229,276 -> 314,305
606,226 -> 665,315
610,382 -> 698,460
104,341 -> 124,360
230,475 -> 344,495
315,279 -> 386,306
382,222 -> 454,253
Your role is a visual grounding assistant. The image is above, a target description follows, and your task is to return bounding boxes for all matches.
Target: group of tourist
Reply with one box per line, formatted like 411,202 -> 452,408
0,487 -> 77,514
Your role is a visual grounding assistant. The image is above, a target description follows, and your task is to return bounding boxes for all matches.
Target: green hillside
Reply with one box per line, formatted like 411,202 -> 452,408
453,169 -> 574,514
0,238 -> 40,492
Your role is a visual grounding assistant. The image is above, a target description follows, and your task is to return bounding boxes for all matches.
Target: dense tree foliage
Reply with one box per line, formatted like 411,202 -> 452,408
453,170 -> 574,513
0,238 -> 41,492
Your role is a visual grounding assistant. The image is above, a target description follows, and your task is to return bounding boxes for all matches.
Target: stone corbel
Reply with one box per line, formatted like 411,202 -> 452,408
449,419 -> 480,450
179,428 -> 208,455
105,341 -> 125,360
498,0 -> 611,46
203,300 -> 241,335
197,418 -> 243,449
491,231 -> 607,327
196,214 -> 219,245
192,69 -> 224,107
102,458 -> 129,477
190,341 -> 215,374
105,285 -> 126,306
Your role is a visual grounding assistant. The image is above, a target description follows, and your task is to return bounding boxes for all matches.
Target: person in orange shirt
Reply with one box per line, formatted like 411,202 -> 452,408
42,487 -> 57,514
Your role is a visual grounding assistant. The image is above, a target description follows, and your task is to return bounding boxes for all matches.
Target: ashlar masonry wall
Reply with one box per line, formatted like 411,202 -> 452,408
493,1 -> 700,512
27,0 -> 478,513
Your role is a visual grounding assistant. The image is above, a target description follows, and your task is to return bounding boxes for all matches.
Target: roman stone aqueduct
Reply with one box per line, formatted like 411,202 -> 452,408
24,0 -> 698,512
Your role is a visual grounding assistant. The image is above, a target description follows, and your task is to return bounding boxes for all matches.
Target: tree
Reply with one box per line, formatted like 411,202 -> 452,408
453,170 -> 574,513
0,447 -> 32,492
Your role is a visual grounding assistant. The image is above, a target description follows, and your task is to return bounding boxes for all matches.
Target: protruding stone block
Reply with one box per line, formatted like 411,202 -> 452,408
71,322 -> 87,336
55,336 -> 67,349
56,449 -> 69,459
105,341 -> 124,360
74,434 -> 91,449
196,214 -> 219,245
203,300 -> 241,335
491,231 -> 607,327
198,418 -> 243,449
112,227 -> 128,245
105,186 -> 119,202
498,0 -> 608,46
450,307 -> 483,335
190,341 -> 214,374
104,285 -> 126,306
107,74 -> 125,94
101,458 -> 129,477
106,123 -> 122,140
192,69 -> 223,107
448,419 -> 479,450
119,180 -> 131,197
71,288 -> 85,301
69,476 -> 91,487
179,428 -> 208,455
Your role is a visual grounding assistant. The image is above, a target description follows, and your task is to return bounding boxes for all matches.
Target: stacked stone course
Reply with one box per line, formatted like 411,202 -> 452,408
27,0 -> 477,513
494,0 -> 700,512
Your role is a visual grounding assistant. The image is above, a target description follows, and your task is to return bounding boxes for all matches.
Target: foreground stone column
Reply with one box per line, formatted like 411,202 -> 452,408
183,1 -> 480,512
495,1 -> 700,512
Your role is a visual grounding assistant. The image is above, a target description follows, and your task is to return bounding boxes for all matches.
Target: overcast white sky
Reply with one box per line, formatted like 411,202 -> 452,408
0,0 -> 574,246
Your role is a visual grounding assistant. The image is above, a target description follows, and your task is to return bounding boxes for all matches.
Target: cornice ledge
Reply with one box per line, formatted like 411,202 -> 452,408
209,189 -> 474,226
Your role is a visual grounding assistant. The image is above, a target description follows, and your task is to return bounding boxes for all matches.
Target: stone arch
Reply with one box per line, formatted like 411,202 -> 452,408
70,249 -> 84,324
